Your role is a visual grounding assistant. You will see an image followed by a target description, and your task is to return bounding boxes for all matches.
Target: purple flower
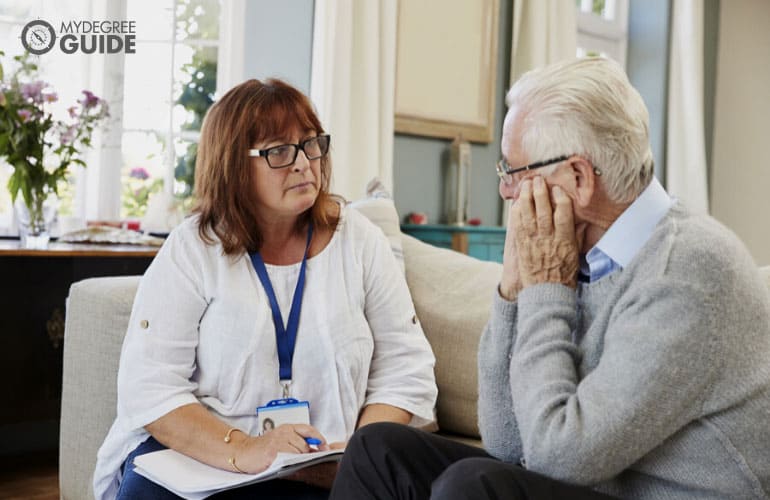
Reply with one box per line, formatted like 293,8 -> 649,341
21,81 -> 46,103
43,92 -> 58,103
67,106 -> 77,118
60,125 -> 76,145
129,167 -> 150,180
17,109 -> 33,122
80,90 -> 100,109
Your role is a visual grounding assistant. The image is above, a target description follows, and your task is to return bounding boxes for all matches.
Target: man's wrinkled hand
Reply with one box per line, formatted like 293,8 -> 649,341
512,177 -> 580,289
500,201 -> 523,301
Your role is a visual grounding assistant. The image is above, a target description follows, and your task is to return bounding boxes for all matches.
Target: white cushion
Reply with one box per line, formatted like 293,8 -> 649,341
348,178 -> 404,273
760,266 -> 770,292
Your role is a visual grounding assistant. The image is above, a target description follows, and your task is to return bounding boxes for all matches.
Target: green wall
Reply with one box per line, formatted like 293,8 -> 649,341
392,0 -> 514,227
393,0 -> 676,226
243,0 -> 315,93
241,0 -> 721,227
703,0 -> 720,190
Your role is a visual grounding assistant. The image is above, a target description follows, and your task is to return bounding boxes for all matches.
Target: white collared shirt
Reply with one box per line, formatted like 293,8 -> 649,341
581,177 -> 674,282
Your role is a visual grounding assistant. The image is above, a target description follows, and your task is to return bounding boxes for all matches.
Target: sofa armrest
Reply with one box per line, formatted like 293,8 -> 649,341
60,276 -> 140,500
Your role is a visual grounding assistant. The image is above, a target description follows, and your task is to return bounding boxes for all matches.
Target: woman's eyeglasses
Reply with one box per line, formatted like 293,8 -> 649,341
248,134 -> 331,169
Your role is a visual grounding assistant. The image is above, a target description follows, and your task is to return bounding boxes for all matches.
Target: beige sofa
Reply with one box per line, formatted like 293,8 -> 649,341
59,231 -> 770,499
59,234 -> 501,499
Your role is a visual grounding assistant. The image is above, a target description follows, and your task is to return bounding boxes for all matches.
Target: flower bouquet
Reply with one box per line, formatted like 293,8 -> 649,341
0,50 -> 109,247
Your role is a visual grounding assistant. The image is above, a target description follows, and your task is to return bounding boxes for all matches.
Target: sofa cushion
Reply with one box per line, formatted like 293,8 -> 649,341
60,276 -> 140,500
402,234 -> 502,439
348,178 -> 404,273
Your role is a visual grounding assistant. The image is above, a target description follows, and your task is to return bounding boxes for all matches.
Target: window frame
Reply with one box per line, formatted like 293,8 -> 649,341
114,0 -> 228,220
576,0 -> 630,67
3,0 -> 245,225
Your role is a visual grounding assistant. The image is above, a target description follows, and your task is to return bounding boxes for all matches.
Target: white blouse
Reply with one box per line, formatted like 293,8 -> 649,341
93,206 -> 437,500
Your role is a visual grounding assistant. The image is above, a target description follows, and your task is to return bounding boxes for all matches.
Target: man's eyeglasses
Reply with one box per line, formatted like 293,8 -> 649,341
496,155 -> 570,185
248,134 -> 331,169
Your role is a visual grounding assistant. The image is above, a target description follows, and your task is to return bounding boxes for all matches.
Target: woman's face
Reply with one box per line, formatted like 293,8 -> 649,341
250,128 -> 323,224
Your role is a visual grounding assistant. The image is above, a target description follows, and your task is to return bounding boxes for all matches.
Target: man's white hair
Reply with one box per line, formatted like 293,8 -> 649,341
505,57 -> 654,203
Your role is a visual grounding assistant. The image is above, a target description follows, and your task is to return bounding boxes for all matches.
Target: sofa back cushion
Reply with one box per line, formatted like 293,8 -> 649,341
402,234 -> 502,439
761,265 -> 770,290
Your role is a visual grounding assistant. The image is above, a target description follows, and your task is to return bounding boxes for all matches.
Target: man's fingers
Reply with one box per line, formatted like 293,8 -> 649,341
552,185 -> 575,240
505,199 -> 517,233
532,176 -> 553,235
517,179 -> 537,236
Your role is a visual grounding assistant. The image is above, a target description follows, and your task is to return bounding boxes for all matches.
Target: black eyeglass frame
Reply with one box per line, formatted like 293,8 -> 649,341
496,154 -> 570,181
248,134 -> 331,169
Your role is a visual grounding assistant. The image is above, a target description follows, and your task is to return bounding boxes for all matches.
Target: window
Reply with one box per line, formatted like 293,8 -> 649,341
120,0 -> 220,219
0,0 -> 231,234
0,4 -> 30,234
576,0 -> 629,67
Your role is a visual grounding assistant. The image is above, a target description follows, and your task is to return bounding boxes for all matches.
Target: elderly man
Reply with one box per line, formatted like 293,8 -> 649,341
328,57 -> 770,499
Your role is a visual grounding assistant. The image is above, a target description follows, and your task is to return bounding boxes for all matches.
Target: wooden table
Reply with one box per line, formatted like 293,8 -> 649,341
0,239 -> 159,257
0,239 -> 159,456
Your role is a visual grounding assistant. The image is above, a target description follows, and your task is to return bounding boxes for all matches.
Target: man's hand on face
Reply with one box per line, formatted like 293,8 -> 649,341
512,176 -> 581,290
500,199 -> 523,301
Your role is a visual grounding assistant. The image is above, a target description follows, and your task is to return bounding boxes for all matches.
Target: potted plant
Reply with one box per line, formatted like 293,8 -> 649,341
0,50 -> 109,248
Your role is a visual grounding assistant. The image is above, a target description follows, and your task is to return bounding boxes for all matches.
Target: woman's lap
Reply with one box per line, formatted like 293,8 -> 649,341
117,436 -> 328,500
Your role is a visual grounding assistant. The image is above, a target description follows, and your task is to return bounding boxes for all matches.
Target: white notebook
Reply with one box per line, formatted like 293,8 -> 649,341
133,448 -> 344,500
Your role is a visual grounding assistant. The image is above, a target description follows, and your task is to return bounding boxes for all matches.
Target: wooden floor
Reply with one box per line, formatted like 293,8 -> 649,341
0,451 -> 59,500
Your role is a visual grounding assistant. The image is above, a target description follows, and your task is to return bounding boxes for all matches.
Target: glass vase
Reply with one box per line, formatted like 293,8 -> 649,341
14,190 -> 59,249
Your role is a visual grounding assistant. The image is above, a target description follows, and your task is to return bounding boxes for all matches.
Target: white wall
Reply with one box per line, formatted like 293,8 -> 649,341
242,0 -> 315,94
711,0 -> 770,266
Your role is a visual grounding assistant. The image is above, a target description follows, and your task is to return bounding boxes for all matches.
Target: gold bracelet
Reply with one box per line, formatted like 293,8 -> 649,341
224,428 -> 246,473
227,456 -> 247,474
224,427 -> 240,443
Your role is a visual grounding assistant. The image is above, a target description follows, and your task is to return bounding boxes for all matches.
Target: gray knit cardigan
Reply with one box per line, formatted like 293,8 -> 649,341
478,203 -> 770,500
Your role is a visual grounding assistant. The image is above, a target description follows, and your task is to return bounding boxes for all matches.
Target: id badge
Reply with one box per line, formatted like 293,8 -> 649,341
256,398 -> 310,435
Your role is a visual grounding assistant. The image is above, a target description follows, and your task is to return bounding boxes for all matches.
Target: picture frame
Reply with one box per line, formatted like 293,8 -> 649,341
394,0 -> 500,143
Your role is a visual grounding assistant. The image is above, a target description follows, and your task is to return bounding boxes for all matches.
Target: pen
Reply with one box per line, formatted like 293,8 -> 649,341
304,437 -> 322,446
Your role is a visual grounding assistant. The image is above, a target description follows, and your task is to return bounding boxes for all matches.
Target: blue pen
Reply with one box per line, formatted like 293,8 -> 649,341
304,437 -> 322,446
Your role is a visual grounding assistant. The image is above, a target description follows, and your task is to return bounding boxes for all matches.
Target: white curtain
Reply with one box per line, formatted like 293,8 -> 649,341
79,0 -> 125,221
666,0 -> 709,213
310,0 -> 397,201
510,0 -> 577,84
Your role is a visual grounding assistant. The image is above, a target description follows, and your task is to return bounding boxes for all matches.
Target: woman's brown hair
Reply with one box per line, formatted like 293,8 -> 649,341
193,78 -> 339,255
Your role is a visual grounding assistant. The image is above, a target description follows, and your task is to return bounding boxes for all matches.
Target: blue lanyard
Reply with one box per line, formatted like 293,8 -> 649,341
249,224 -> 313,385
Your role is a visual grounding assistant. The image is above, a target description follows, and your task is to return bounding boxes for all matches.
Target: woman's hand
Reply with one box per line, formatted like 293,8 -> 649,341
232,424 -> 327,474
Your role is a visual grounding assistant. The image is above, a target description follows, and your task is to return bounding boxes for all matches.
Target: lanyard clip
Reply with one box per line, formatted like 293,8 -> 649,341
281,381 -> 291,399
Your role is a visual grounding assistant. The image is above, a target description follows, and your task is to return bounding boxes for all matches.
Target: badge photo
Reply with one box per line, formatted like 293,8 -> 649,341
256,398 -> 310,435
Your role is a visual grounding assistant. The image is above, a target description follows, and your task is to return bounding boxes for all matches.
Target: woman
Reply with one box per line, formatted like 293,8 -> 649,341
93,79 -> 437,499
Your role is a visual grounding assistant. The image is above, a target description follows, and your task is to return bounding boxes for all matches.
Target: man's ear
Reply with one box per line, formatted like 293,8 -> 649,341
569,156 -> 597,208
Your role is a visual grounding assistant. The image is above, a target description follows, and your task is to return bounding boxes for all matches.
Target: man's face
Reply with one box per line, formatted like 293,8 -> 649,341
498,109 -> 568,202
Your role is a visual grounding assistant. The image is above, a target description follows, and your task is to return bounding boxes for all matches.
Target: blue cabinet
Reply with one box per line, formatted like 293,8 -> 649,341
401,224 -> 506,263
